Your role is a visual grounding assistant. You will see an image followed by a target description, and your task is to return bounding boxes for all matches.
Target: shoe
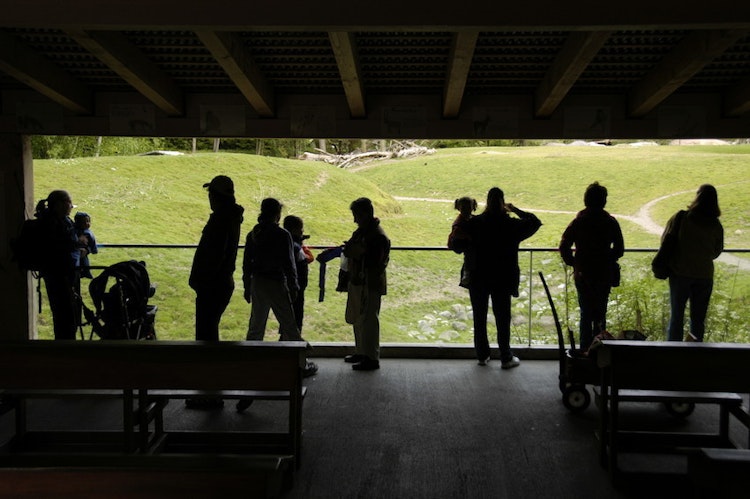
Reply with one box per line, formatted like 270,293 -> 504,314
303,360 -> 319,377
185,397 -> 224,409
501,356 -> 521,370
236,398 -> 254,413
352,358 -> 380,371
344,354 -> 366,364
477,356 -> 490,366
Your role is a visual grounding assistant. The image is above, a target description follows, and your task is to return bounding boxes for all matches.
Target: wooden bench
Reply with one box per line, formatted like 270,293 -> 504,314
596,340 -> 750,483
0,340 -> 307,495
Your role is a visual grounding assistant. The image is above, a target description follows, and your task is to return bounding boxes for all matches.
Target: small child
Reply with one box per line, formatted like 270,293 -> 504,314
74,212 -> 98,279
447,197 -> 477,288
283,215 -> 318,377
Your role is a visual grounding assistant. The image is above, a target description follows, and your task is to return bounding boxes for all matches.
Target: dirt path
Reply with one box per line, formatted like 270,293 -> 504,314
394,194 -> 750,271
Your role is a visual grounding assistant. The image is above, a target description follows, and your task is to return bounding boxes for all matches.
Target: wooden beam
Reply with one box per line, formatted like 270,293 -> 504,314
65,30 -> 184,116
195,31 -> 274,118
443,31 -> 478,118
629,29 -> 748,117
3,1 -> 750,30
0,32 -> 91,114
724,79 -> 750,117
535,31 -> 612,118
328,32 -> 365,118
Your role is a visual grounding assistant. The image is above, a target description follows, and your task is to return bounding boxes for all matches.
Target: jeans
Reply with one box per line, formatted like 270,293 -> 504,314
44,273 -> 77,340
668,275 -> 713,341
469,284 -> 512,362
575,278 -> 611,350
195,286 -> 233,341
246,275 -> 301,341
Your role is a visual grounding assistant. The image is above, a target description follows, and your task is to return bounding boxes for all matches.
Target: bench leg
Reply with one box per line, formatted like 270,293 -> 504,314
123,389 -> 136,453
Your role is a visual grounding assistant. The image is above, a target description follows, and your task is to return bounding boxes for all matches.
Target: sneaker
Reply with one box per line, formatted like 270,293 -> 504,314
501,356 -> 521,369
303,360 -> 319,377
352,357 -> 380,371
477,356 -> 490,366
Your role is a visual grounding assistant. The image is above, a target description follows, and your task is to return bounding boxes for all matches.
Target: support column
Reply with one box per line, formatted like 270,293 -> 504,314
0,134 -> 36,340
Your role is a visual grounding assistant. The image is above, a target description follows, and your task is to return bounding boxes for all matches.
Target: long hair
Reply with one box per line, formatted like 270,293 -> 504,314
688,184 -> 721,218
483,187 -> 506,215
36,190 -> 70,218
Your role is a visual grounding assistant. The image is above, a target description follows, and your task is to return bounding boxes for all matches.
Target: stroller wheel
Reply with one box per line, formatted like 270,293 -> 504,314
562,385 -> 590,412
665,401 -> 695,418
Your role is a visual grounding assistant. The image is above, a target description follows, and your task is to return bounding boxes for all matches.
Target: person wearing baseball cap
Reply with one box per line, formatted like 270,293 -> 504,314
189,175 -> 244,343
202,175 -> 235,198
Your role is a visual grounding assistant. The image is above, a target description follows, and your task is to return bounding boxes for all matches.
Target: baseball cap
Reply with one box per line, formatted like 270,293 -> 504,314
203,175 -> 234,197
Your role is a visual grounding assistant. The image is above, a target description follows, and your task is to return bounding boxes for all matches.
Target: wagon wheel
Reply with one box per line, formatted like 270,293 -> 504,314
665,401 -> 695,418
562,385 -> 590,412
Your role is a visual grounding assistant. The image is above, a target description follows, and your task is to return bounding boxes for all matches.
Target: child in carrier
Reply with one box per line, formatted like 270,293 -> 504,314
283,215 -> 318,378
74,212 -> 98,279
447,196 -> 477,288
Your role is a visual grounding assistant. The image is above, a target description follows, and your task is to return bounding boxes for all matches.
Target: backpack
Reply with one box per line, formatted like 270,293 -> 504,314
10,217 -> 46,273
85,260 -> 157,340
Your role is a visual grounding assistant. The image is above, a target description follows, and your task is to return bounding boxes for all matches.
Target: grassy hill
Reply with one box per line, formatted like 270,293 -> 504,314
32,146 -> 750,344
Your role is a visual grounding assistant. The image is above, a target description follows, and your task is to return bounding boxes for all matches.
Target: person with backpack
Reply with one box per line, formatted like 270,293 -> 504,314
189,175 -> 245,342
37,190 -> 79,340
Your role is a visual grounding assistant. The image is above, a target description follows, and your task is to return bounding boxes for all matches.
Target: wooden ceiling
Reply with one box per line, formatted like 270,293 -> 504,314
1,0 -> 749,139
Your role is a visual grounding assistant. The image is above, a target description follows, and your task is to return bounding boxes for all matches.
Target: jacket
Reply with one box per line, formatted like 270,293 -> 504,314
243,221 -> 299,293
466,208 -> 541,295
189,203 -> 244,293
559,208 -> 624,282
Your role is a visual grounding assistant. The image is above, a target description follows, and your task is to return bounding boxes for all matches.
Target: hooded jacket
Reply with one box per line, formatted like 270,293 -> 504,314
189,202 -> 244,293
242,220 -> 299,294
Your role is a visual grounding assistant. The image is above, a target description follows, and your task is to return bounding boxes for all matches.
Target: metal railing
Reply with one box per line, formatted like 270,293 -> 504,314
60,245 -> 750,345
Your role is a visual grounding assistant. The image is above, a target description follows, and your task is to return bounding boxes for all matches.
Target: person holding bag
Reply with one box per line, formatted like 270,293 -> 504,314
659,185 -> 723,341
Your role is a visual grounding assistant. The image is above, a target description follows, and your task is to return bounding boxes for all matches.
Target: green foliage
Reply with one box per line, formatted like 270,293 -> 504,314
33,146 -> 750,345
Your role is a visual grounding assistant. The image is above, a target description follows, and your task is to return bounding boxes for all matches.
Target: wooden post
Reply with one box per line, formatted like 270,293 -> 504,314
0,134 -> 37,340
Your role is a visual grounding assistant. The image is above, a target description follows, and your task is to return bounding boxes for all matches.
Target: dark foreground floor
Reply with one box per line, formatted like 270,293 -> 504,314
2,358 -> 748,498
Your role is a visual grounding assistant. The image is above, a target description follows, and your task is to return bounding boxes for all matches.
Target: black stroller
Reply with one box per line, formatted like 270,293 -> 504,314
81,260 -> 157,340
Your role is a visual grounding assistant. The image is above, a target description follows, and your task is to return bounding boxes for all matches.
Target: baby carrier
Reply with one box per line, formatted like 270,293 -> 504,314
83,260 -> 157,340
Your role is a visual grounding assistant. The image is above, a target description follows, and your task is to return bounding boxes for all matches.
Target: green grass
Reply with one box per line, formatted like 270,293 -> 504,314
33,147 -> 750,344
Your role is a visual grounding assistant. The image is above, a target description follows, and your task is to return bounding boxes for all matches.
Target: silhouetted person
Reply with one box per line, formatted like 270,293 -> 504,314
663,184 -> 723,341
559,182 -> 624,350
37,190 -> 78,340
465,187 -> 541,368
447,196 -> 477,288
189,175 -> 244,341
343,197 -> 390,371
74,211 -> 98,279
283,214 -> 318,377
243,198 -> 302,341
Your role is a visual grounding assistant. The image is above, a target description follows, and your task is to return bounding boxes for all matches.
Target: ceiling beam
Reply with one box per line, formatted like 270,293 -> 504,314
0,32 -> 92,114
328,31 -> 365,118
535,31 -> 612,118
443,31 -> 478,118
629,29 -> 748,117
3,1 -> 750,30
195,31 -> 274,118
724,79 -> 750,117
66,30 -> 184,116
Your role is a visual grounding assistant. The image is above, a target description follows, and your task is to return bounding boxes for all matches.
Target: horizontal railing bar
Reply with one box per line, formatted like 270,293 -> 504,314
93,244 -> 750,253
